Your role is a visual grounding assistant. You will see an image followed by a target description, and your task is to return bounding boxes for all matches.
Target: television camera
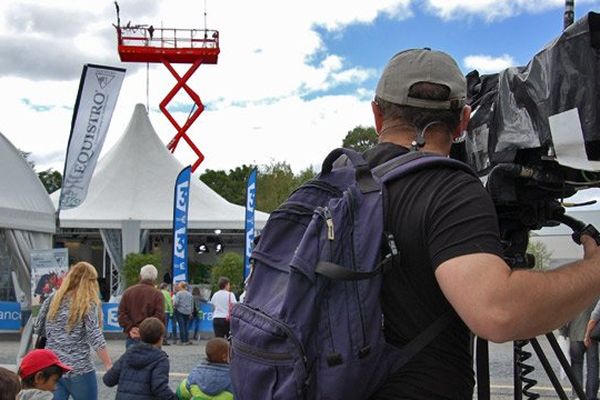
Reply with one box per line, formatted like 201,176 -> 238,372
450,11 -> 600,400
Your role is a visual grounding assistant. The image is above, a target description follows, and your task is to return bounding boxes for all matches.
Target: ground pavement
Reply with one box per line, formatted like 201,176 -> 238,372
0,331 -> 587,399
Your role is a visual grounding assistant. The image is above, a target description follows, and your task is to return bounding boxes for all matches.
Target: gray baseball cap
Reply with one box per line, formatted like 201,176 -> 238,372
375,48 -> 466,110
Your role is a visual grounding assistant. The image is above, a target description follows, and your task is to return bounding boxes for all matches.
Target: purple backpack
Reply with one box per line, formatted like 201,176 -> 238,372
230,148 -> 474,400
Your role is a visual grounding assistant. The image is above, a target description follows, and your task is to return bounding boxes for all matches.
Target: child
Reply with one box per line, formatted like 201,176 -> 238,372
103,317 -> 175,399
0,366 -> 21,400
177,338 -> 233,400
17,349 -> 72,400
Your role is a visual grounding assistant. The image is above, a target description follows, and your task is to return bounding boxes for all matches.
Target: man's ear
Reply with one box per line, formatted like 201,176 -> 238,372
452,105 -> 471,140
371,101 -> 383,135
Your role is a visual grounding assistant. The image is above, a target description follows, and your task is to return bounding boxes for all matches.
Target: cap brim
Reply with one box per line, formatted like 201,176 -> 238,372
54,360 -> 73,373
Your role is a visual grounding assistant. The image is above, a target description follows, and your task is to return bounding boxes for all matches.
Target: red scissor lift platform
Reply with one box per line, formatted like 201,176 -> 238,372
115,25 -> 220,171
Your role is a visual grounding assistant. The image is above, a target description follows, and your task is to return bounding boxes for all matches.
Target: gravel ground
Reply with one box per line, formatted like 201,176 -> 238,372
0,331 -> 585,399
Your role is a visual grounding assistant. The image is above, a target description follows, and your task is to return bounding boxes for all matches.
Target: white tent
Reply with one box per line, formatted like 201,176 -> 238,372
51,104 -> 268,292
0,131 -> 55,309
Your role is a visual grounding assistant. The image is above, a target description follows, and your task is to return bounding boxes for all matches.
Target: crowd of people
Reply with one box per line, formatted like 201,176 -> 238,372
1,261 -> 238,400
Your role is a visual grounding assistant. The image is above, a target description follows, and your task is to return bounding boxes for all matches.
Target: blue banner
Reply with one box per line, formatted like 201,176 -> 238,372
172,166 -> 192,284
243,169 -> 257,280
102,303 -> 121,332
0,301 -> 21,331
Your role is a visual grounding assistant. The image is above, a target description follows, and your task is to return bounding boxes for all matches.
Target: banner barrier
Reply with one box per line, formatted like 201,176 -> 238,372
59,64 -> 126,210
2,302 -> 215,333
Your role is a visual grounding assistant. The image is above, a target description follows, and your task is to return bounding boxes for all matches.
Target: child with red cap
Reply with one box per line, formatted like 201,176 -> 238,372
17,349 -> 72,400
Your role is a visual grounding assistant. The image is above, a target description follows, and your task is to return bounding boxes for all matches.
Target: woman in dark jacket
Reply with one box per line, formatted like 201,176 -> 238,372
103,317 -> 175,399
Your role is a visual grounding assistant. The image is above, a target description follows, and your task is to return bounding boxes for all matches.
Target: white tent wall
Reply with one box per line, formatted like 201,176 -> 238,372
51,104 -> 268,295
0,131 -> 55,311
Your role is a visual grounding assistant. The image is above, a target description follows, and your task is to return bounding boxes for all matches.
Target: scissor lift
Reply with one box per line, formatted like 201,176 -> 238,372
115,23 -> 220,171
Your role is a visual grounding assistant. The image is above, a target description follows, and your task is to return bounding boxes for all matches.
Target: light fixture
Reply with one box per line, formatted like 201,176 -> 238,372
195,243 -> 209,254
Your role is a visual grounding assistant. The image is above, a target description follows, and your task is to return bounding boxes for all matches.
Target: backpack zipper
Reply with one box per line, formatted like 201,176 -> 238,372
346,188 -> 369,357
232,337 -> 293,361
236,303 -> 308,373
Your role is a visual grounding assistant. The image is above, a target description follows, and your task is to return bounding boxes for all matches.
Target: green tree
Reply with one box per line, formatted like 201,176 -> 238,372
342,126 -> 378,152
256,161 -> 297,213
210,252 -> 244,294
122,253 -> 163,288
527,240 -> 552,270
38,169 -> 62,193
200,165 -> 255,206
18,149 -> 63,193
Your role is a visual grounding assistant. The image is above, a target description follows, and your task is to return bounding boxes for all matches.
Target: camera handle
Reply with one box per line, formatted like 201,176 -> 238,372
551,211 -> 600,245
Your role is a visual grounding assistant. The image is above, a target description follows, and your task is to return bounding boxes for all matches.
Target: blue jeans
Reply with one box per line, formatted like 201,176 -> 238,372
175,310 -> 190,343
570,340 -> 599,400
54,370 -> 98,400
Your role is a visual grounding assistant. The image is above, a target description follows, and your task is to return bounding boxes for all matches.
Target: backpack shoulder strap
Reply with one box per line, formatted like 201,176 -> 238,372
374,151 -> 477,182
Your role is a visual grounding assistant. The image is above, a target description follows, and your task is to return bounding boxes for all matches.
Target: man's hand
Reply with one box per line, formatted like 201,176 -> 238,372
584,319 -> 597,348
581,234 -> 600,261
129,326 -> 140,339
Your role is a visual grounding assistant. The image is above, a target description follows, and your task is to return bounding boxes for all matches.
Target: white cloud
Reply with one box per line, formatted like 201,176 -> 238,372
463,54 -> 516,74
0,0 -> 400,175
425,0 -> 589,21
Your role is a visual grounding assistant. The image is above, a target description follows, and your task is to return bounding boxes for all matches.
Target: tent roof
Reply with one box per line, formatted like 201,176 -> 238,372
53,104 -> 268,230
0,131 -> 55,233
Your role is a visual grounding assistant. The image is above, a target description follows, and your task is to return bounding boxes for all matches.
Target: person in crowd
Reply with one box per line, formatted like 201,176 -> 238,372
563,304 -> 599,399
159,282 -> 174,346
173,281 -> 194,345
103,317 -> 176,400
191,286 -> 204,341
176,337 -> 233,400
0,366 -> 21,400
16,349 -> 71,400
357,48 -> 600,399
37,262 -> 111,400
210,277 -> 237,338
118,264 -> 165,348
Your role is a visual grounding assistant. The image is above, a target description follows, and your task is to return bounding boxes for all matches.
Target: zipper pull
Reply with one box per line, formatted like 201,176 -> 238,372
324,208 -> 334,240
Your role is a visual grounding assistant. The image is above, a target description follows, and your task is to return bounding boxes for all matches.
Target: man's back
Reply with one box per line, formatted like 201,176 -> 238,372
366,143 -> 504,399
118,282 -> 165,333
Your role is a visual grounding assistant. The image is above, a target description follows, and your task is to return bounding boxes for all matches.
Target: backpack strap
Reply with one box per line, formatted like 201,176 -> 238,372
374,151 -> 477,181
321,148 -> 380,193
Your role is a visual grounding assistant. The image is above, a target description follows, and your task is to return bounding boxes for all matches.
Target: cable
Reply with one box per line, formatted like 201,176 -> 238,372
515,340 -> 540,400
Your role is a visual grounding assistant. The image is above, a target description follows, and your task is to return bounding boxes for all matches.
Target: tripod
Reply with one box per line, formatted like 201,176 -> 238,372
476,333 -> 588,400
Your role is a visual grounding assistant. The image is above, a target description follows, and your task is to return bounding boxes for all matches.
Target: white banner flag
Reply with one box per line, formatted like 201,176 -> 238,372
59,64 -> 126,210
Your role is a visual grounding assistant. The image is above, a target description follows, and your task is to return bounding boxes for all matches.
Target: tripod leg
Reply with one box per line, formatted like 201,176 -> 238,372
529,338 -> 570,399
476,337 -> 490,400
545,332 -> 586,400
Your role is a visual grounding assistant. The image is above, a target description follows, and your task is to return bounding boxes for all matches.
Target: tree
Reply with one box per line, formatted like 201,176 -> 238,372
38,169 -> 62,193
256,161 -> 297,213
122,252 -> 163,288
210,252 -> 244,294
527,239 -> 553,270
18,149 -> 63,194
200,165 -> 255,206
342,126 -> 378,152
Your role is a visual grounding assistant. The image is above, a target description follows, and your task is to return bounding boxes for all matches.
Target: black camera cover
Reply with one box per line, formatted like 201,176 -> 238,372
457,12 -> 600,174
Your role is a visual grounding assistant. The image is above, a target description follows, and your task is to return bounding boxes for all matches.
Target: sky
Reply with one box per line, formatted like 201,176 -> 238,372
1,0 -> 600,180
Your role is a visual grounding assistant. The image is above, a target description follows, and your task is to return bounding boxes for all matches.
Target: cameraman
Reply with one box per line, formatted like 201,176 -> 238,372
366,48 -> 600,400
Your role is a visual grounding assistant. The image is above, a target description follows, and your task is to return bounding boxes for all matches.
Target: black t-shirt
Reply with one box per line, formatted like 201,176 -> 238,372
366,143 -> 504,400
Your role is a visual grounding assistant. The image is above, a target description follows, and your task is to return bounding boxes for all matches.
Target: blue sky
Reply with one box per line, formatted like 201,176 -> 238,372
0,1 -> 599,176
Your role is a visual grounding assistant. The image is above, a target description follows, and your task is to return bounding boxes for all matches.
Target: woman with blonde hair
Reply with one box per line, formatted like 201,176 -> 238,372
36,261 -> 112,400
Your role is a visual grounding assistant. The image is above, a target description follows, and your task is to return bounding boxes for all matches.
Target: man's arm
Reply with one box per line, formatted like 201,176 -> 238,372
153,291 -> 166,324
117,291 -> 133,332
436,235 -> 600,343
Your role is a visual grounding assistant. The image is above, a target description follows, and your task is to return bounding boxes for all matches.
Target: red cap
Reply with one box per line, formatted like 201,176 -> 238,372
19,349 -> 72,379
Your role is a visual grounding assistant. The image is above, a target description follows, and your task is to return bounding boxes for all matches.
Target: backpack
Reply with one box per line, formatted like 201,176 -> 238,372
230,147 -> 475,400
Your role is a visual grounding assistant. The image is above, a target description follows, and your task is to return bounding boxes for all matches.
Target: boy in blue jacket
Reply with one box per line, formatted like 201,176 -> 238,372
104,317 -> 175,399
177,338 -> 233,400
